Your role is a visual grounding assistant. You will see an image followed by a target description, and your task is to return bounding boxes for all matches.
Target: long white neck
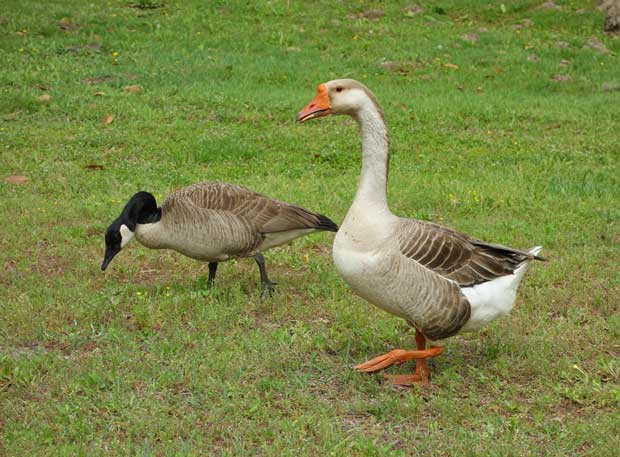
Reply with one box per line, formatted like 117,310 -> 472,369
351,100 -> 390,211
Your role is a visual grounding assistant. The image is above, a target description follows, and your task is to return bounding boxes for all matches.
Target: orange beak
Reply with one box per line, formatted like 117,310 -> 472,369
296,84 -> 331,123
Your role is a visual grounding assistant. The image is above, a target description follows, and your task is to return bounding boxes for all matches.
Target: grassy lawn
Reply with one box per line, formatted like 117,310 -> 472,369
2,0 -> 619,454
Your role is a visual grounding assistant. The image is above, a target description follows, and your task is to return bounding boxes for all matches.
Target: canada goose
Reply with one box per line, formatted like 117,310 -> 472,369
297,79 -> 544,385
102,181 -> 338,298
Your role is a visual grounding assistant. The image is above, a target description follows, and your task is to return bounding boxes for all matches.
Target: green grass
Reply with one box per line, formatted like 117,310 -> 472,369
1,0 -> 619,454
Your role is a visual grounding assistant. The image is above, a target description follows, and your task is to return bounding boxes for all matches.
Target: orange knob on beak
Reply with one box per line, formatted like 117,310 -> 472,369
296,84 -> 331,123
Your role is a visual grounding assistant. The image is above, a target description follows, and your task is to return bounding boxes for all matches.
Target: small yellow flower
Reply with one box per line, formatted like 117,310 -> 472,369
19,48 -> 24,52
112,51 -> 119,57
352,34 -> 359,40
136,291 -> 143,296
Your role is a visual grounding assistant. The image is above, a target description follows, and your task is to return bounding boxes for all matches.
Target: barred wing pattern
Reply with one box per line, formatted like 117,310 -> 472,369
167,182 -> 337,234
398,219 -> 536,288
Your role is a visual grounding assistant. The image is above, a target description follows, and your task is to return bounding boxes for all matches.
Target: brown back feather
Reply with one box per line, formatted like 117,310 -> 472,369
398,219 -> 540,287
163,182 -> 337,234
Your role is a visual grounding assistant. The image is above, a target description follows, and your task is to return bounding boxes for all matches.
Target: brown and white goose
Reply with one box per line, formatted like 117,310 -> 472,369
297,79 -> 544,385
102,181 -> 338,298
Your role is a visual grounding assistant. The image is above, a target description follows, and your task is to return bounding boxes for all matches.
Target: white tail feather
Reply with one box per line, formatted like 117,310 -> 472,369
460,246 -> 542,332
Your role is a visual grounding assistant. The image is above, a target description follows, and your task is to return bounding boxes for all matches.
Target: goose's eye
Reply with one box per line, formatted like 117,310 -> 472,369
336,87 -> 343,92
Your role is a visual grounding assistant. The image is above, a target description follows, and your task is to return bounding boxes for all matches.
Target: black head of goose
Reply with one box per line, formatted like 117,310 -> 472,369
297,79 -> 545,386
102,182 -> 338,298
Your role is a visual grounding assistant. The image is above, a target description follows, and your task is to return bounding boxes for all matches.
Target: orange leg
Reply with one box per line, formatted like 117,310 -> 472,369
355,332 -> 444,386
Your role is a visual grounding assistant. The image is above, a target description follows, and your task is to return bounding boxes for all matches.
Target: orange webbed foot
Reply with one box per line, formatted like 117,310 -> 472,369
354,349 -> 411,373
383,373 -> 428,386
354,346 -> 444,374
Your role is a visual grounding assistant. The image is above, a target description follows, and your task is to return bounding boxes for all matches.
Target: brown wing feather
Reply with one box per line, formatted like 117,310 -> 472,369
165,182 -> 337,234
398,219 -> 538,287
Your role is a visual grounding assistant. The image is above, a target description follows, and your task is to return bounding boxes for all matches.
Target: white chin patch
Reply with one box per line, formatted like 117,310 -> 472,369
119,224 -> 135,248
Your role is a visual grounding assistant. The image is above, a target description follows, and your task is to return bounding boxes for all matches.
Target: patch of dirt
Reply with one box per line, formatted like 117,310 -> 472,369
460,32 -> 479,43
538,0 -> 562,10
378,60 -> 422,75
129,1 -> 164,9
527,54 -> 540,62
122,84 -> 142,94
347,9 -> 384,21
82,75 -> 114,85
602,0 -> 620,34
402,5 -> 424,16
64,43 -> 102,55
602,81 -> 620,92
586,37 -> 609,53
28,241 -> 69,278
57,17 -> 80,31
551,74 -> 572,82
511,19 -> 533,30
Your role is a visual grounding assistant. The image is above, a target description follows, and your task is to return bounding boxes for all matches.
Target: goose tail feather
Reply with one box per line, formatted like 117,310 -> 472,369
314,213 -> 339,232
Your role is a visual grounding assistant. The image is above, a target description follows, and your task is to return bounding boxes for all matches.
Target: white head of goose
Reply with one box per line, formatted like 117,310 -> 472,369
297,79 -> 545,386
102,182 -> 338,299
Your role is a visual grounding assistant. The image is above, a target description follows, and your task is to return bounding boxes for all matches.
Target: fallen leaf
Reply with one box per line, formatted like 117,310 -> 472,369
104,114 -> 114,125
443,63 -> 459,69
559,59 -> 570,67
94,91 -> 106,96
527,54 -> 540,62
5,175 -> 29,184
85,164 -> 104,170
38,94 -> 52,101
122,84 -> 142,94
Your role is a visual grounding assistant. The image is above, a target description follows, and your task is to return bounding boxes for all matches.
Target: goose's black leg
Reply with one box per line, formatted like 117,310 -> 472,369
207,262 -> 218,289
254,253 -> 277,300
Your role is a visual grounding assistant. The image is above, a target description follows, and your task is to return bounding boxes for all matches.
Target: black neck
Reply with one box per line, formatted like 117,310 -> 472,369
120,191 -> 161,229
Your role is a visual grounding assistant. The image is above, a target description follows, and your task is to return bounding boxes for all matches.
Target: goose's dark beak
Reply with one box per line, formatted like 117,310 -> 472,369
101,247 -> 119,271
296,83 -> 331,123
